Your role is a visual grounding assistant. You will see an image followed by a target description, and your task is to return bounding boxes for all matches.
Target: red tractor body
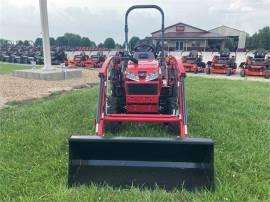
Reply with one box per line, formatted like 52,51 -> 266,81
96,54 -> 186,136
124,60 -> 160,113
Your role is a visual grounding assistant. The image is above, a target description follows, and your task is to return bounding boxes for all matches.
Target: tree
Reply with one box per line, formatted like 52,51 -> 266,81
56,36 -> 68,46
245,26 -> 270,50
97,43 -> 104,48
17,40 -> 24,46
115,43 -> 123,49
64,33 -> 81,47
90,41 -> 96,48
0,39 -> 9,46
103,38 -> 115,49
34,38 -> 42,46
23,40 -> 30,46
80,37 -> 91,47
128,36 -> 140,50
50,37 -> 56,46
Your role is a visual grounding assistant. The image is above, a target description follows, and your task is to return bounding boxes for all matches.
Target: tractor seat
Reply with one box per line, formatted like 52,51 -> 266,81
133,52 -> 155,60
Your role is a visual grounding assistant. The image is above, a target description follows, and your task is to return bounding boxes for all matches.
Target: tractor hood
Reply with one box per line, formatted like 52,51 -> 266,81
126,59 -> 160,81
127,59 -> 159,73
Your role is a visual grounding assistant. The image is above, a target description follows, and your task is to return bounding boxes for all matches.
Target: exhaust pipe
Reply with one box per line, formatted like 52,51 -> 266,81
68,136 -> 214,190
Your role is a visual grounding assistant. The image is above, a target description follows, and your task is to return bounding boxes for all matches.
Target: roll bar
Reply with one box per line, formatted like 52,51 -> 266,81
125,5 -> 165,63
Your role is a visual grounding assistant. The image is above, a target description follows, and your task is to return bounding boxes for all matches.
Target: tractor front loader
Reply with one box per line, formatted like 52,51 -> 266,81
68,5 -> 214,191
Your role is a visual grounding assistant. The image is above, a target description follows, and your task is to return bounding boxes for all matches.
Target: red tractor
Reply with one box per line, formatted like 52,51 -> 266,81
182,50 -> 205,73
68,5 -> 214,191
205,49 -> 237,76
239,49 -> 270,79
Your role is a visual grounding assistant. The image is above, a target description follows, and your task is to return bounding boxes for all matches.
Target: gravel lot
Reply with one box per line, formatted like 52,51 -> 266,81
0,69 -> 99,102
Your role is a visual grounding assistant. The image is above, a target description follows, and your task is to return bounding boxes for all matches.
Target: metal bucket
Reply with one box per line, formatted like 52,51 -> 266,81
68,136 -> 214,190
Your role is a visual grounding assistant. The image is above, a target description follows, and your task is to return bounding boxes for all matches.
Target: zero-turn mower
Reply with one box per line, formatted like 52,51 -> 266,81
68,5 -> 214,191
67,54 -> 85,67
239,49 -> 270,79
88,51 -> 106,68
181,50 -> 205,73
205,49 -> 237,76
66,52 -> 105,68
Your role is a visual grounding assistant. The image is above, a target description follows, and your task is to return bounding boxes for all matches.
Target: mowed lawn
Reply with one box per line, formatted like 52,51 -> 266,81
0,77 -> 269,201
0,63 -> 33,73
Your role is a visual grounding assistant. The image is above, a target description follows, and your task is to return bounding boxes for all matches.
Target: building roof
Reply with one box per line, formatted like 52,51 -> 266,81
151,22 -> 208,35
151,22 -> 225,39
152,32 -> 225,39
209,25 -> 246,34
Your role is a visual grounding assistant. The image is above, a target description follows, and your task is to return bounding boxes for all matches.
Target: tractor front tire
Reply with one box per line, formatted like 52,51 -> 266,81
264,70 -> 270,79
165,97 -> 179,133
105,96 -> 120,132
240,70 -> 245,77
205,67 -> 210,74
226,68 -> 232,76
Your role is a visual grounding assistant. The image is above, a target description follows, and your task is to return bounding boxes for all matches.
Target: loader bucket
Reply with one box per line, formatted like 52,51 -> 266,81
68,136 -> 214,191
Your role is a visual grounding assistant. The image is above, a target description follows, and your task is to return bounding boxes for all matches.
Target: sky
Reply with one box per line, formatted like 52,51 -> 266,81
0,0 -> 269,44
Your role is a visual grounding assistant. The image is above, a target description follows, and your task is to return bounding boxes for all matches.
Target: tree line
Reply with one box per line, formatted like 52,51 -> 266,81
246,26 -> 270,50
35,33 -> 119,49
0,33 -> 142,50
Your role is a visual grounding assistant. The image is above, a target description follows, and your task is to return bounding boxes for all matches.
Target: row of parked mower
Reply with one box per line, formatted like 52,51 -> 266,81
181,48 -> 270,79
0,44 -> 66,65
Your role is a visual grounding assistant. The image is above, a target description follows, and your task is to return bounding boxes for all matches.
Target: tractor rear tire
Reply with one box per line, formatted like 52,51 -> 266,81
226,68 -> 232,76
105,96 -> 120,132
264,70 -> 270,79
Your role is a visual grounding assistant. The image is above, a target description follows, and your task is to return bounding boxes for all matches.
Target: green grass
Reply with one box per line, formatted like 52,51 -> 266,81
0,77 -> 269,201
0,63 -> 33,73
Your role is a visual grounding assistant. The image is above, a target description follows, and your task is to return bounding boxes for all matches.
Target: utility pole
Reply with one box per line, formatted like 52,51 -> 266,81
39,0 -> 52,70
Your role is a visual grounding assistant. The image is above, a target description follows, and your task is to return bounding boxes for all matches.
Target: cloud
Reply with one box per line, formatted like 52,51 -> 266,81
0,0 -> 269,43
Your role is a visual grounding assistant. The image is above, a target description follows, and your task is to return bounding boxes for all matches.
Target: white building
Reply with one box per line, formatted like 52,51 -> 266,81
209,25 -> 247,49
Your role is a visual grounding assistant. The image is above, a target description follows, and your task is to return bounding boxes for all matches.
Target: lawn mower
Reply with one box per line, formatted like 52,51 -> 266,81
66,52 -> 91,67
181,50 -> 205,73
68,5 -> 214,191
88,51 -> 106,68
66,54 -> 84,67
51,48 -> 66,65
239,49 -> 270,79
205,49 -> 237,76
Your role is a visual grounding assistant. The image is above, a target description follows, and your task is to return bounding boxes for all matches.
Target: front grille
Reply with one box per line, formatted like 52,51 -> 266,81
128,84 -> 158,95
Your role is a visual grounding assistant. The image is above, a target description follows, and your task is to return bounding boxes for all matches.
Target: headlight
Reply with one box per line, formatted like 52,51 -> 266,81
145,71 -> 159,81
126,71 -> 139,81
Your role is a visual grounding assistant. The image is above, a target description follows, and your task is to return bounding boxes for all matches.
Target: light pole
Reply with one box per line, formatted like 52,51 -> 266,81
39,0 -> 52,70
